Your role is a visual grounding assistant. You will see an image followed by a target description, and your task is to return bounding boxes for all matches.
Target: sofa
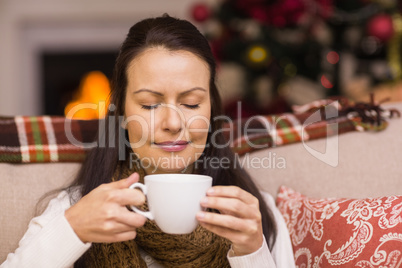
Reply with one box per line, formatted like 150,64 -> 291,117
1,99 -> 401,267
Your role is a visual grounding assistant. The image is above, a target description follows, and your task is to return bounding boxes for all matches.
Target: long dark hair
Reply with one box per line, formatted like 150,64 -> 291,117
70,14 -> 276,254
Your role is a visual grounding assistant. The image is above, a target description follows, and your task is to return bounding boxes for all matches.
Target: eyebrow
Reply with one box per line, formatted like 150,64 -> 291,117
133,87 -> 207,96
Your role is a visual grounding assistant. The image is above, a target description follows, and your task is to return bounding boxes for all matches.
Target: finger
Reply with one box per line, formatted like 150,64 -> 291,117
196,211 -> 257,234
198,221 -> 242,242
116,207 -> 148,227
94,207 -> 147,232
111,188 -> 146,207
207,186 -> 258,205
95,202 -> 147,226
111,172 -> 140,189
91,230 -> 138,243
109,231 -> 138,243
200,196 -> 257,219
198,220 -> 263,256
111,219 -> 145,233
98,220 -> 137,235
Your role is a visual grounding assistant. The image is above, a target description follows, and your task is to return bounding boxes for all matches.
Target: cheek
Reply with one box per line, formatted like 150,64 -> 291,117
126,116 -> 150,144
186,112 -> 210,141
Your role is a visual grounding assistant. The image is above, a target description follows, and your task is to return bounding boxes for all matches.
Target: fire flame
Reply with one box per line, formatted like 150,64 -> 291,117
64,71 -> 111,119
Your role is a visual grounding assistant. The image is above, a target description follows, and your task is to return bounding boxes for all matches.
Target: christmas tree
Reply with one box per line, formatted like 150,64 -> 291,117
190,0 -> 402,118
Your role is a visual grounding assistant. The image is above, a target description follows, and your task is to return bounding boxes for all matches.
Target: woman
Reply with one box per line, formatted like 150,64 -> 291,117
1,14 -> 294,267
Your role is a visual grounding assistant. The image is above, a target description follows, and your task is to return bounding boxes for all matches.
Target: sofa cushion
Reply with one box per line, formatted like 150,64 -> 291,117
244,102 -> 402,199
276,186 -> 402,267
0,162 -> 81,262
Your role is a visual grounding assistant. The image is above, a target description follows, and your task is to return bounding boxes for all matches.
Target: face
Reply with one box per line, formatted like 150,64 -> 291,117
124,47 -> 211,174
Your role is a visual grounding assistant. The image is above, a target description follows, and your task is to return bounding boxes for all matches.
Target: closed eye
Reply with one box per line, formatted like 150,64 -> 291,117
141,104 -> 160,110
183,104 -> 200,109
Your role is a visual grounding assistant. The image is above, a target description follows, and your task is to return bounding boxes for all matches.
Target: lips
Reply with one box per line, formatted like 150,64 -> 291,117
154,140 -> 189,152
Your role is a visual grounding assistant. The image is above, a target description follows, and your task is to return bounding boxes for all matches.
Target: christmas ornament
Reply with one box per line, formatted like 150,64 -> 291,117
326,51 -> 339,64
191,3 -> 211,22
366,13 -> 395,42
321,74 -> 333,88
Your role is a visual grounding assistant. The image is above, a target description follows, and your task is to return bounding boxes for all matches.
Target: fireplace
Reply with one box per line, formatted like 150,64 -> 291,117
0,1 -> 196,116
41,50 -> 117,116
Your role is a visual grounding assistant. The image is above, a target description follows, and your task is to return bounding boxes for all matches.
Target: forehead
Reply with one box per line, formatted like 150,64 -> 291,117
133,46 -> 206,62
127,47 -> 210,79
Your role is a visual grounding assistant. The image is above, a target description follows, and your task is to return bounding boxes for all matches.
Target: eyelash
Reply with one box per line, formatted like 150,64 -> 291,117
141,104 -> 200,110
141,104 -> 160,110
183,104 -> 200,109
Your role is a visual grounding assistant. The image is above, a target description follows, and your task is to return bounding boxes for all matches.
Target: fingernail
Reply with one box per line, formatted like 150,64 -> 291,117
201,197 -> 208,204
197,211 -> 205,219
207,188 -> 214,195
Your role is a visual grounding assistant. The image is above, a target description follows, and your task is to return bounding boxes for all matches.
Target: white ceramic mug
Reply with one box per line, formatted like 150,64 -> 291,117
129,173 -> 212,234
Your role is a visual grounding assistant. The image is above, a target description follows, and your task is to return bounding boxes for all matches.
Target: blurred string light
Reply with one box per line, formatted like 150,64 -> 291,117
64,71 -> 111,120
284,63 -> 298,77
279,58 -> 297,77
247,45 -> 270,65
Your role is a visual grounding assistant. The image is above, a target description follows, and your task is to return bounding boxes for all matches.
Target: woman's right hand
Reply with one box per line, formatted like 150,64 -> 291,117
64,173 -> 147,243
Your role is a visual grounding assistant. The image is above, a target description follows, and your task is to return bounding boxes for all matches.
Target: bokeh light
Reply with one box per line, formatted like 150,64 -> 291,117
326,51 -> 339,64
321,74 -> 333,89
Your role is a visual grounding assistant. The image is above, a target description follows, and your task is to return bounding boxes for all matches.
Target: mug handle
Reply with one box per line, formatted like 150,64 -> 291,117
129,182 -> 154,220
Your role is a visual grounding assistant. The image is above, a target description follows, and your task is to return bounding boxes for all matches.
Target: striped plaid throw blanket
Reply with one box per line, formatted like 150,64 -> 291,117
0,98 -> 399,163
0,116 -> 98,163
227,98 -> 400,155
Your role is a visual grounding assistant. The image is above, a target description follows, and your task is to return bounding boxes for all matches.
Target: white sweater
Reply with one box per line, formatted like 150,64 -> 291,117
1,190 -> 295,268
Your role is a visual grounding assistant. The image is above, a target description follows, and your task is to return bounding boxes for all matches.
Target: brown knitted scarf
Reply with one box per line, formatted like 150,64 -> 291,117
82,162 -> 231,268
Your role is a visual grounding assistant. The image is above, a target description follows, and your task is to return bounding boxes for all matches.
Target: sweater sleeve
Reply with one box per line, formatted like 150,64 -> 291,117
227,236 -> 276,267
226,191 -> 295,268
0,191 -> 91,268
262,191 -> 296,268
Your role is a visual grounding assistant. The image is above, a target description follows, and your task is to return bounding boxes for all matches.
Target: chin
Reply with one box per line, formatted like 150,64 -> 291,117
142,158 -> 194,173
147,167 -> 192,175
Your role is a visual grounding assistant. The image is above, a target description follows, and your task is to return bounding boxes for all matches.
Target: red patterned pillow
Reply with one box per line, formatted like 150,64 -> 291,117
276,186 -> 402,267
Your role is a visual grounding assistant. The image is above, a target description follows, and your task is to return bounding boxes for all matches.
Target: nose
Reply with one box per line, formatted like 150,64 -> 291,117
160,103 -> 184,133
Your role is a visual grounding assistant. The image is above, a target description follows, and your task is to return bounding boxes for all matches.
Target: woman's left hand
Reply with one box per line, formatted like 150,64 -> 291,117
196,186 -> 264,256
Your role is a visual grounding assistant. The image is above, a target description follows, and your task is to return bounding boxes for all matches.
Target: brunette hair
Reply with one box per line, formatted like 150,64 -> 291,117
70,14 -> 276,251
